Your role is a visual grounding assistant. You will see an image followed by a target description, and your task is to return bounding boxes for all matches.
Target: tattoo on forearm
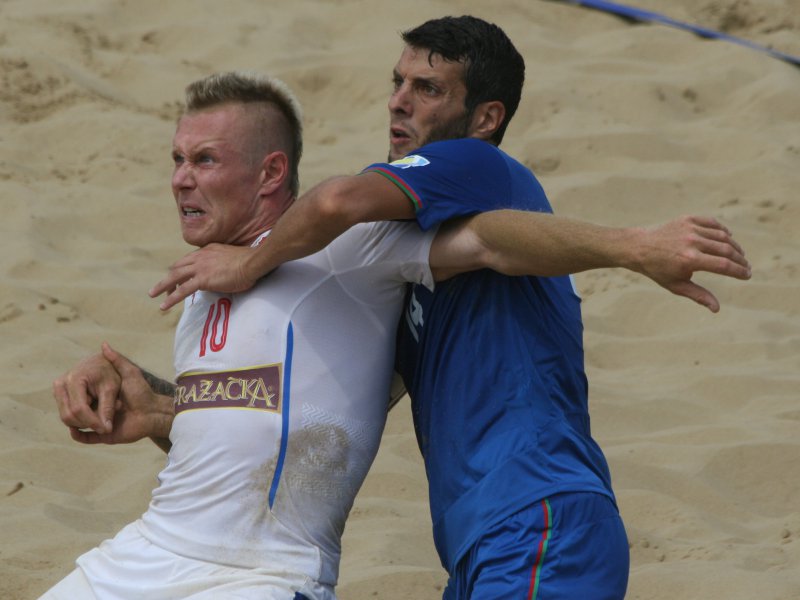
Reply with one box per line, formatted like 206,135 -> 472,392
141,370 -> 176,397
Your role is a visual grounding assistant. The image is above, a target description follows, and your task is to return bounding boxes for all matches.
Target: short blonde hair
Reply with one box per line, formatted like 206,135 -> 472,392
184,71 -> 303,196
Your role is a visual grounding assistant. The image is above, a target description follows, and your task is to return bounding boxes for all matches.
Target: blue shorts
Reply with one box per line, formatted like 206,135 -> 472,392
443,492 -> 629,600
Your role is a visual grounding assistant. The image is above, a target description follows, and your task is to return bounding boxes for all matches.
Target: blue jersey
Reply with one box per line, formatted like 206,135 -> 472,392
364,139 -> 616,573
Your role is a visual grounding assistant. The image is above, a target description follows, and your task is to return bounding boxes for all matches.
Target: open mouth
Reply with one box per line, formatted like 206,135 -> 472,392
182,208 -> 205,217
390,127 -> 411,143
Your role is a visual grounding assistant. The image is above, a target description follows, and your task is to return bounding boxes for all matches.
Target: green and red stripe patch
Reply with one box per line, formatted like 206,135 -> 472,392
363,167 -> 423,211
527,498 -> 552,600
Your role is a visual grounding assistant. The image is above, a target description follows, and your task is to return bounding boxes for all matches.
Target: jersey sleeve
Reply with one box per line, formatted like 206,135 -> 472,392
362,139 -> 519,230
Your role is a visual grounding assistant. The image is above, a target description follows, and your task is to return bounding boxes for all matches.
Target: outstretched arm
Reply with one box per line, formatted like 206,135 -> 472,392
150,169 -> 750,313
429,211 -> 750,312
150,172 -> 413,310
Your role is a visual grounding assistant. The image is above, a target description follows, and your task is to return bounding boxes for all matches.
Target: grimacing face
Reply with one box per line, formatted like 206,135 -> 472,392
171,105 -> 273,247
387,45 -> 473,161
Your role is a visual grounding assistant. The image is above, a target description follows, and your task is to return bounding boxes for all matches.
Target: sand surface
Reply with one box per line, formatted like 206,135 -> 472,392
1,1 -> 798,598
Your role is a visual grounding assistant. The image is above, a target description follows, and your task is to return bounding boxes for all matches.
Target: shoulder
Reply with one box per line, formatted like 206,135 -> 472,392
409,138 -> 506,170
328,220 -> 431,261
364,139 -> 508,177
370,140 -> 513,197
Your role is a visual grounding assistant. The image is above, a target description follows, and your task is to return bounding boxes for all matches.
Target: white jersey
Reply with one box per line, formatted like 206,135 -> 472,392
137,221 -> 435,592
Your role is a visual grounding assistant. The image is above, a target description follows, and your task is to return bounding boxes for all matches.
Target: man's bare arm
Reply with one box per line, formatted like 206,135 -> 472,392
150,172 -> 414,310
429,211 -> 751,312
135,364 -> 175,453
150,170 -> 750,314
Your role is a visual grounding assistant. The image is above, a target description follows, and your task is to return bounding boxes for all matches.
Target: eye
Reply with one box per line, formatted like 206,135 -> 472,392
417,82 -> 439,97
196,153 -> 215,165
391,75 -> 403,92
172,152 -> 184,166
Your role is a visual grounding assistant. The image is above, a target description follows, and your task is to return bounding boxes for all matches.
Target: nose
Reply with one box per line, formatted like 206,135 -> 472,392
171,160 -> 196,195
388,82 -> 411,116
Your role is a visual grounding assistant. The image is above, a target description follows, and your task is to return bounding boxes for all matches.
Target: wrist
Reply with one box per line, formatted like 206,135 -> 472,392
620,226 -> 649,275
244,241 -> 277,281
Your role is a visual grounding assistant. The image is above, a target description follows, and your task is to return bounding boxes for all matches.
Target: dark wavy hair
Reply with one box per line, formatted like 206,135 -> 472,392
402,16 -> 525,145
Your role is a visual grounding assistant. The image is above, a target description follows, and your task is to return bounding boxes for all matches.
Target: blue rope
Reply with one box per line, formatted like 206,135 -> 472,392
551,0 -> 800,68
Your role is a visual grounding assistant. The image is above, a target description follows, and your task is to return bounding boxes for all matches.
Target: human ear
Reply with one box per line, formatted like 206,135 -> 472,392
259,151 -> 289,194
470,101 -> 505,141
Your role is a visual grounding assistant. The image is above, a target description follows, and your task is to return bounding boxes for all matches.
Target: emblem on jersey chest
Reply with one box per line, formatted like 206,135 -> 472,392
174,364 -> 281,414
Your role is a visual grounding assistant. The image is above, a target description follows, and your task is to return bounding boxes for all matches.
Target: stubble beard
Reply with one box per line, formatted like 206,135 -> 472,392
387,109 -> 474,162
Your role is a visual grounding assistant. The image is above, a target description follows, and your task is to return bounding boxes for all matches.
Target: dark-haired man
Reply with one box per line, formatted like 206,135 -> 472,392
145,17 -> 749,600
